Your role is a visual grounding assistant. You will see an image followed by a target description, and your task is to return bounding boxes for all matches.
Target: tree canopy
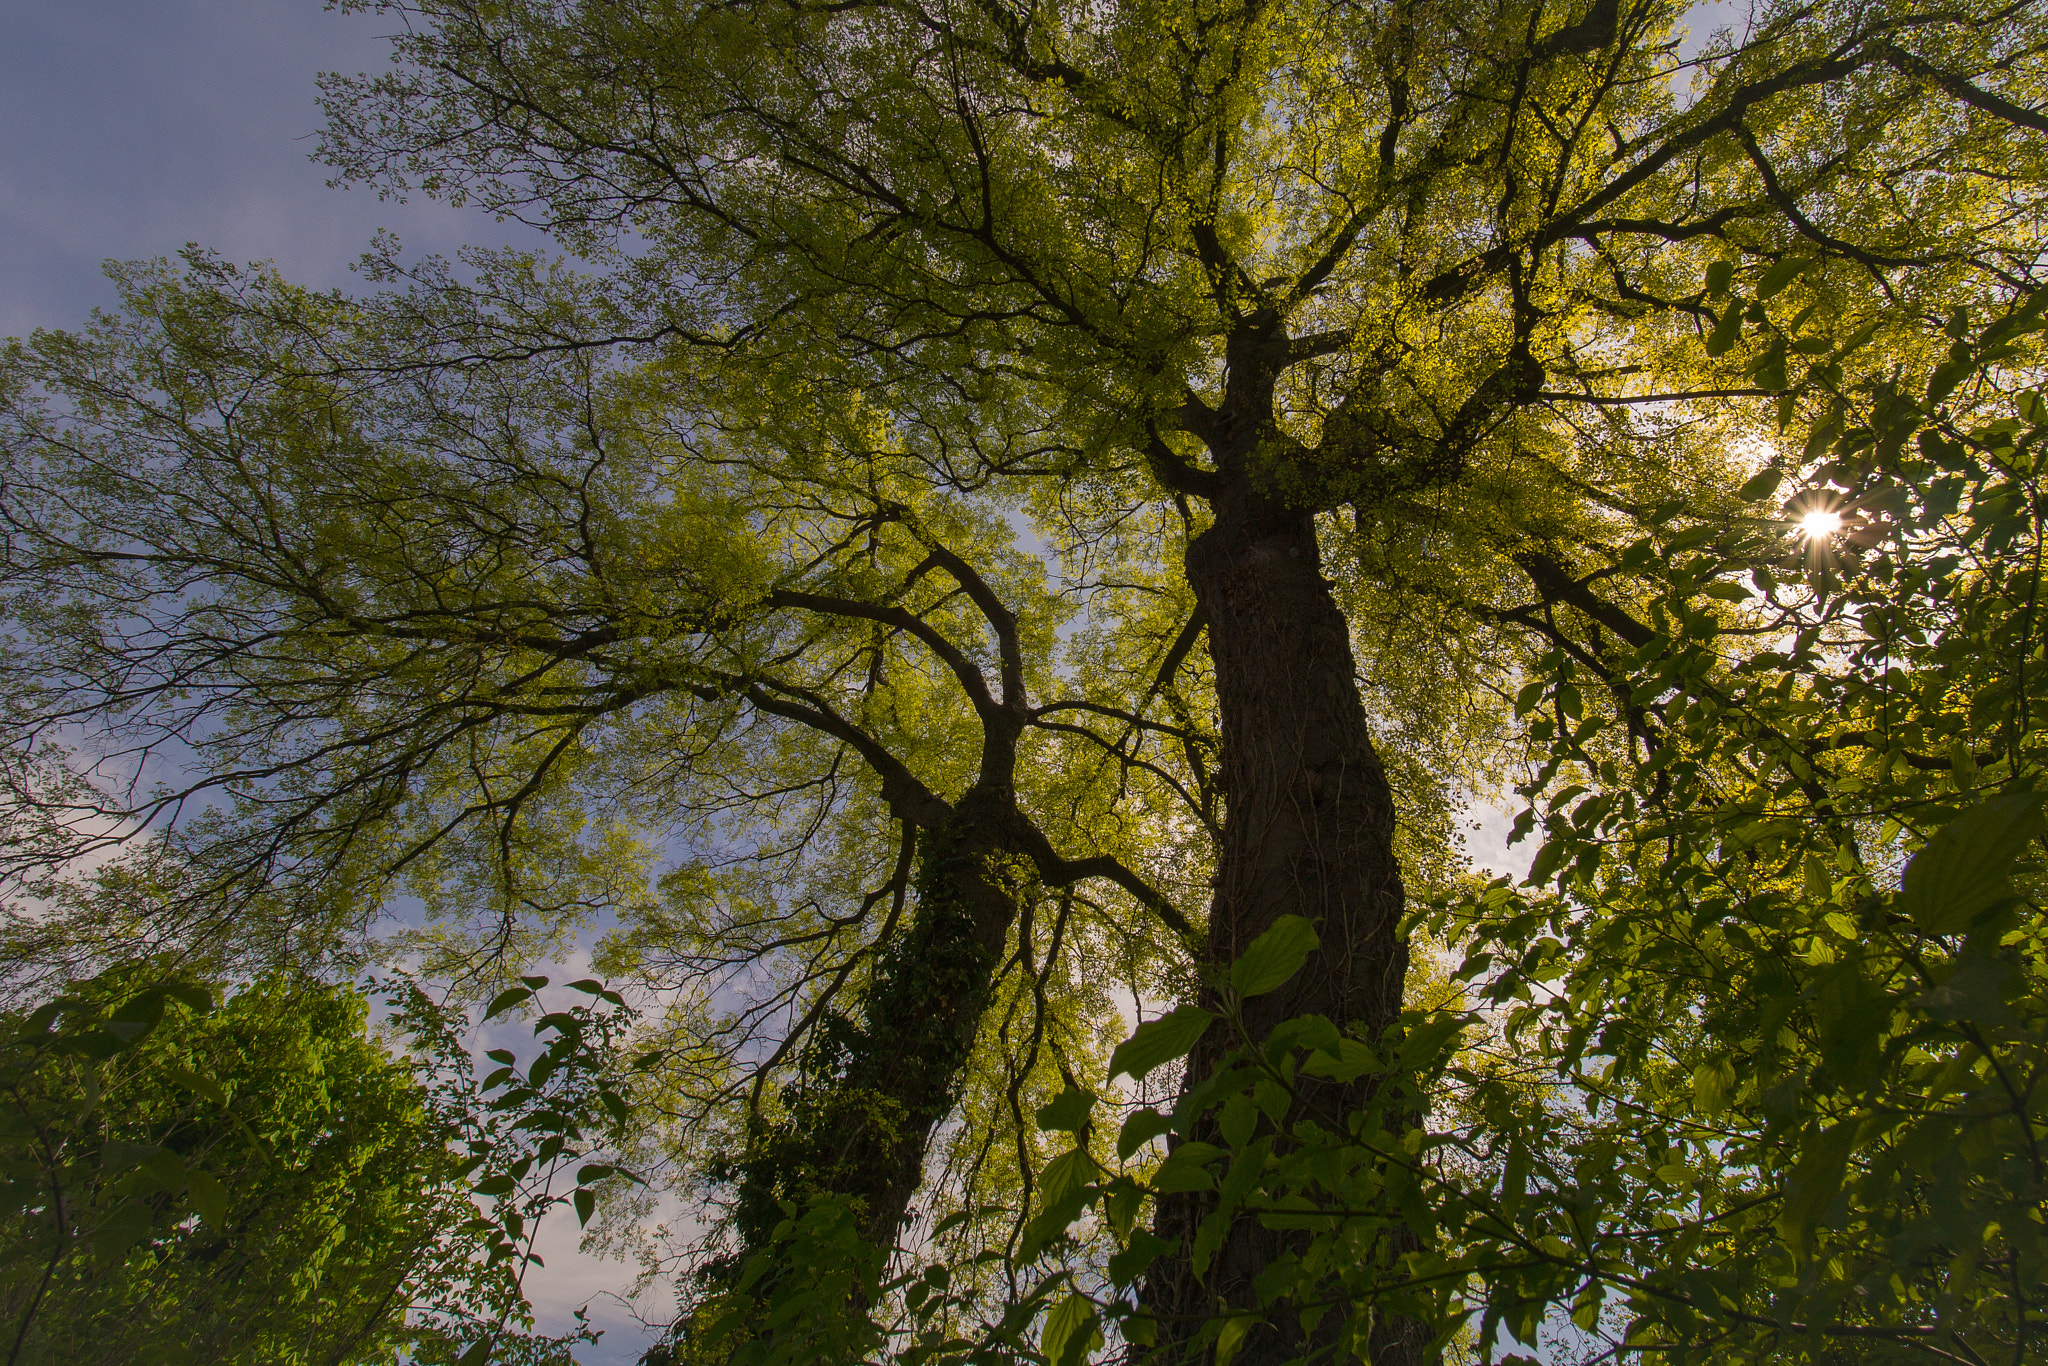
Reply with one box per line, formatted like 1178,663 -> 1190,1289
1,0 -> 2045,1362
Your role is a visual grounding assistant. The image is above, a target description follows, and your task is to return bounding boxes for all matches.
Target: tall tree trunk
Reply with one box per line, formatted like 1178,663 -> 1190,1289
1140,418 -> 1432,1362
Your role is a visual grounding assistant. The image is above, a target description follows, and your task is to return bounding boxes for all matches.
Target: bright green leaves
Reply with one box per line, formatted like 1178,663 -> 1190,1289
1441,286 -> 2048,1362
1899,790 -> 2048,933
0,969 -> 531,1366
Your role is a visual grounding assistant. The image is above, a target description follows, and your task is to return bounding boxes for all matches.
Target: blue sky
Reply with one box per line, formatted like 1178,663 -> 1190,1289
0,0 -> 554,340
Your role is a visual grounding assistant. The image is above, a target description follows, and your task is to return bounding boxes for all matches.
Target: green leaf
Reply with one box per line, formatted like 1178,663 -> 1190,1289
483,987 -> 532,1021
598,1089 -> 633,1130
1108,1005 -> 1215,1081
1899,791 -> 2048,933
1117,1108 -> 1173,1160
109,990 -> 166,1042
575,1187 -> 597,1227
566,978 -> 606,994
1691,1057 -> 1736,1116
576,1163 -> 616,1185
1301,1037 -> 1378,1083
1108,1229 -> 1176,1287
1149,1142 -> 1222,1193
1666,523 -> 1720,554
1918,952 -> 2018,1025
1775,1121 -> 1857,1262
1738,467 -> 1783,501
1264,1013 -> 1340,1056
1502,1139 -> 1530,1217
166,1064 -> 229,1106
1756,256 -> 1812,299
1751,340 -> 1788,392
1041,1292 -> 1102,1366
1035,1087 -> 1096,1134
456,1339 -> 493,1366
1400,1011 -> 1465,1069
1019,1188 -> 1096,1263
1229,915 -> 1319,998
186,1169 -> 228,1226
1037,1148 -> 1097,1206
162,983 -> 213,1014
519,975 -> 550,989
1705,304 -> 1744,357
1215,1314 -> 1254,1366
1705,260 -> 1735,297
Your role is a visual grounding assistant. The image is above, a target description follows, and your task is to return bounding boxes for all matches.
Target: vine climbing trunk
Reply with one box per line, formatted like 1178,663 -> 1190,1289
721,796 -> 1022,1273
1140,321 -> 1433,1366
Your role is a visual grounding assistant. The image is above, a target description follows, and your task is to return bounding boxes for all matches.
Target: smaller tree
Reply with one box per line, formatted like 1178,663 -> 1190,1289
0,964 -> 597,1366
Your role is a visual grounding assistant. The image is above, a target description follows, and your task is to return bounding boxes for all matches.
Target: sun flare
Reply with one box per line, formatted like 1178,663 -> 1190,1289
1800,509 -> 1843,539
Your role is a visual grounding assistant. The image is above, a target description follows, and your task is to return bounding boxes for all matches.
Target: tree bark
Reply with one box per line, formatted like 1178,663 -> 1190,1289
1139,330 -> 1432,1364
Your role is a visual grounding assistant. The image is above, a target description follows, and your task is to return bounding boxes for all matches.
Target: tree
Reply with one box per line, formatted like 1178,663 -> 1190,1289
0,963 -> 560,1365
315,1 -> 2047,1360
0,252 -> 1218,1325
2,0 -> 2044,1363
996,281 -> 2048,1366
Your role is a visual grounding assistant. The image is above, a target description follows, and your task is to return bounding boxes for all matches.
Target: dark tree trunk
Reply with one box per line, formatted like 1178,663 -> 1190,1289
1139,331 -> 1433,1364
720,798 -> 1020,1271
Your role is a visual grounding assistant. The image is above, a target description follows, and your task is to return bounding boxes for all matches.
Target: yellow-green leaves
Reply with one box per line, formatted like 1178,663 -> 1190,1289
1040,1291 -> 1103,1366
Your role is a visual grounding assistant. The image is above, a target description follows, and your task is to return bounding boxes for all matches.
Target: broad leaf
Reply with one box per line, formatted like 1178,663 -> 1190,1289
1036,1087 -> 1096,1134
1899,791 -> 2048,933
1229,915 -> 1319,998
1108,1006 -> 1215,1081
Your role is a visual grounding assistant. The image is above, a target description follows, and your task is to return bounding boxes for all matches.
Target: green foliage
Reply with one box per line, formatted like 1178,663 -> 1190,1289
8,0 -> 2048,1361
1427,290 -> 2048,1363
388,971 -> 641,1365
0,967 -> 506,1365
710,292 -> 2048,1364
